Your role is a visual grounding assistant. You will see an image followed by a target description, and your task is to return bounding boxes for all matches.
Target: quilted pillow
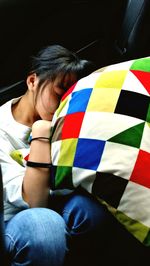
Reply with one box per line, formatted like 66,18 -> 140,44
50,57 -> 150,246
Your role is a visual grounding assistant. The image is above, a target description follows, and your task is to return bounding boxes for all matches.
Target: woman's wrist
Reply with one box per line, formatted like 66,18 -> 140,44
29,137 -> 50,144
29,139 -> 51,163
28,120 -> 52,164
26,161 -> 52,168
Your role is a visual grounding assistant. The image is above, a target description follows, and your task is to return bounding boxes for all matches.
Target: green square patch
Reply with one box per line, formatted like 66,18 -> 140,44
55,166 -> 73,189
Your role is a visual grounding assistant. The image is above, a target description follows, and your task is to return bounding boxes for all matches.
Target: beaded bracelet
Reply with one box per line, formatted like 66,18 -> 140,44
27,161 -> 52,168
29,137 -> 50,144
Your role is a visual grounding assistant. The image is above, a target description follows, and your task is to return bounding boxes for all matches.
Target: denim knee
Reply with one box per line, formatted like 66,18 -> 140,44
55,190 -> 110,236
56,190 -> 111,266
5,208 -> 67,266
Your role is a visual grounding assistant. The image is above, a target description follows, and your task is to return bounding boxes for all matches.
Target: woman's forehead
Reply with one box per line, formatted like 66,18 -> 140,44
58,72 -> 77,86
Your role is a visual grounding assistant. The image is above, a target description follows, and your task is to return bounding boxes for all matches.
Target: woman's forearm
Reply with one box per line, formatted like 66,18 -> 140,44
22,120 -> 51,207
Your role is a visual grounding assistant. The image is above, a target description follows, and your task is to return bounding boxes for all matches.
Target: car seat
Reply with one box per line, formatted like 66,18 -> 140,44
114,0 -> 150,62
0,165 -> 9,265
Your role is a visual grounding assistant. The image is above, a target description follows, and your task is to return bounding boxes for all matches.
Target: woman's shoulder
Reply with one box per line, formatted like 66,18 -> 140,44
0,99 -> 13,126
0,98 -> 19,137
0,97 -> 21,123
0,99 -> 12,113
0,97 -> 21,111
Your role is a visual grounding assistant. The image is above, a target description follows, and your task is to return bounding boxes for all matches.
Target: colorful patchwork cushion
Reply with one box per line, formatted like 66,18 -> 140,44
50,57 -> 150,246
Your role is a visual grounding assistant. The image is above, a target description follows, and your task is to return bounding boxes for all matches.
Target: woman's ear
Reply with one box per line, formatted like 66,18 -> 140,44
26,73 -> 39,92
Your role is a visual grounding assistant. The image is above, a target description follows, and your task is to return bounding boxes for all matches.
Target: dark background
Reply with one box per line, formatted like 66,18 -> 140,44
0,0 -> 127,89
0,0 -> 150,92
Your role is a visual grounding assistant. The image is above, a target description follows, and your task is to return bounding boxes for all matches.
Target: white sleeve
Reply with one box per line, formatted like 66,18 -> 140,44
0,134 -> 29,210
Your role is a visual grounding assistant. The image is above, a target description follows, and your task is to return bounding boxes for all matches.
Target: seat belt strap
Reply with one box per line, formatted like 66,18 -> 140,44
116,0 -> 146,54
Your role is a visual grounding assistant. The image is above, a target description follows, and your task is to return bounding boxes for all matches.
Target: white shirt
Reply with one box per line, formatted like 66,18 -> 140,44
0,97 -> 73,221
0,98 -> 30,221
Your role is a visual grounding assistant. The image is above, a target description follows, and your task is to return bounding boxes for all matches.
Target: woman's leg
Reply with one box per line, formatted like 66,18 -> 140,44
4,208 -> 67,266
50,188 -> 111,266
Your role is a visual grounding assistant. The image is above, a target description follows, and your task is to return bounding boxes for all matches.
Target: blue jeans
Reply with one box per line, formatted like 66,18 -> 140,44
4,189 -> 110,266
50,188 -> 110,266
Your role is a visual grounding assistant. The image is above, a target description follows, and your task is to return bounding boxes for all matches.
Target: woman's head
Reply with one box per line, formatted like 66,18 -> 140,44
28,44 -> 94,89
26,44 -> 94,121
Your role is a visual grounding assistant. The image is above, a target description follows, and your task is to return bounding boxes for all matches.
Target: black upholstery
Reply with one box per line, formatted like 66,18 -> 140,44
114,0 -> 150,62
0,165 -> 6,265
79,0 -> 150,69
0,80 -> 26,106
0,166 -> 9,266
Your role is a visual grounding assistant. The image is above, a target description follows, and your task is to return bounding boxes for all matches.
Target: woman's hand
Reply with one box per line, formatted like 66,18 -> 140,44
22,120 -> 52,208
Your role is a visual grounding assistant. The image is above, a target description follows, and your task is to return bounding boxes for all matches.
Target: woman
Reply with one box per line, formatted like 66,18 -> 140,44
0,44 -> 110,266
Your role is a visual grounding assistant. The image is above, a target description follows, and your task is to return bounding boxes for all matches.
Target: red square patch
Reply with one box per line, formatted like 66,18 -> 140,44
62,112 -> 85,139
130,149 -> 150,188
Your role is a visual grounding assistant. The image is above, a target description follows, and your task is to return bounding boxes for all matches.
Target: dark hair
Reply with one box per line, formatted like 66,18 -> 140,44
28,44 -> 94,89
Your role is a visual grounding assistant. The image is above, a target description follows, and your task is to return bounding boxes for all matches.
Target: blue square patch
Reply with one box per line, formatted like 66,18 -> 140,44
74,138 -> 105,170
